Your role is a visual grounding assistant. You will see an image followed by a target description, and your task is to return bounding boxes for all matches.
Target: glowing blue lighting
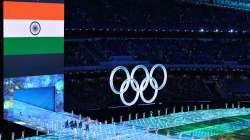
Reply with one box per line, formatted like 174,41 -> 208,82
229,29 -> 234,33
4,74 -> 64,119
199,28 -> 204,32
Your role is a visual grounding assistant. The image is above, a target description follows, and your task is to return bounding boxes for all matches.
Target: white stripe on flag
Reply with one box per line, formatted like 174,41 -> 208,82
4,20 -> 64,37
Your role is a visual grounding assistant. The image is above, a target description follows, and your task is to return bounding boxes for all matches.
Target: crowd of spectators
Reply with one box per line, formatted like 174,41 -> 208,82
221,74 -> 250,100
65,71 -> 250,111
65,38 -> 250,66
64,37 -> 250,111
65,72 -> 209,110
64,0 -> 250,113
66,0 -> 250,32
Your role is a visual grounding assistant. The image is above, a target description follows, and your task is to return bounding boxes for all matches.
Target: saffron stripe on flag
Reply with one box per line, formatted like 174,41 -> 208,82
4,1 -> 64,20
4,0 -> 64,3
4,37 -> 64,55
4,20 -> 64,37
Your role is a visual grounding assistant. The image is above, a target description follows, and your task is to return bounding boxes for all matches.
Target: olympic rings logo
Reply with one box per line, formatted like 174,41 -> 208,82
109,64 -> 167,106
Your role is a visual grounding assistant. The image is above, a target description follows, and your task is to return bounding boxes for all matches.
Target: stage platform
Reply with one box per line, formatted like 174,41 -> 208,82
7,100 -> 250,140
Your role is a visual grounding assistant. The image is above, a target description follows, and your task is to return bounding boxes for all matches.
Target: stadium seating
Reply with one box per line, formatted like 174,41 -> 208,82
66,0 -> 250,32
64,0 -> 250,112
65,71 -> 250,111
65,38 -> 250,66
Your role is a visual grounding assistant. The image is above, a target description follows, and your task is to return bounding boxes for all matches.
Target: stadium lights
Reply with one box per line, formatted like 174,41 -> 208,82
199,28 -> 204,32
229,29 -> 234,33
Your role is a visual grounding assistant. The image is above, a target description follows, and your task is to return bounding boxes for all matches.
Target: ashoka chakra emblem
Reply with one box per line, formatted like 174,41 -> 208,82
30,21 -> 41,35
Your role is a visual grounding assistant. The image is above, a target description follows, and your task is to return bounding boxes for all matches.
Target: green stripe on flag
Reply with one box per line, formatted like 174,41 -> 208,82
4,37 -> 64,55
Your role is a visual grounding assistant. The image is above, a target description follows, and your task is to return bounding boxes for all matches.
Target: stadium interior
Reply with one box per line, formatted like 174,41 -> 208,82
1,0 -> 250,139
64,0 -> 250,119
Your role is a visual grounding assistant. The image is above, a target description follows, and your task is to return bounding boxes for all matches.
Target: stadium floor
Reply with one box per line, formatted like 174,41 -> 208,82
6,100 -> 250,140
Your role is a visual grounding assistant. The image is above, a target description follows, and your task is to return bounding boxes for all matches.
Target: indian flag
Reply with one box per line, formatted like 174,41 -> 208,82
4,0 -> 64,77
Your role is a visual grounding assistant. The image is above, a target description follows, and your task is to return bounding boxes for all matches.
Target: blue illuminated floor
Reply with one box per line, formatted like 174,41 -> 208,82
174,119 -> 250,139
8,100 -> 250,140
11,101 -> 177,140
123,108 -> 250,129
9,100 -> 78,132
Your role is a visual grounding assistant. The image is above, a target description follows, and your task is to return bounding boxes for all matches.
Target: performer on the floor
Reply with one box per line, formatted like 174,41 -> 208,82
115,133 -> 120,140
155,128 -> 159,134
79,121 -> 83,128
65,120 -> 69,128
85,117 -> 90,131
95,119 -> 98,125
82,128 -> 86,137
46,122 -> 49,131
145,124 -> 150,133
125,136 -> 130,140
74,120 -> 77,128
99,122 -> 102,130
28,115 -> 32,124
70,120 -> 74,129
19,112 -> 23,120
35,118 -> 40,127
93,129 -> 96,139
73,127 -> 77,138
132,125 -> 136,133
